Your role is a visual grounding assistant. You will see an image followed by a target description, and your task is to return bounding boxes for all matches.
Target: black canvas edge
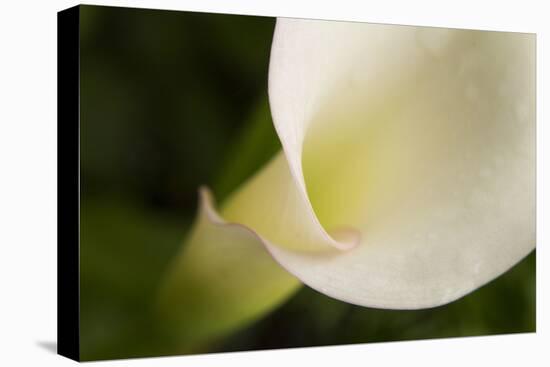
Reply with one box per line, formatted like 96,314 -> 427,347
57,5 -> 81,362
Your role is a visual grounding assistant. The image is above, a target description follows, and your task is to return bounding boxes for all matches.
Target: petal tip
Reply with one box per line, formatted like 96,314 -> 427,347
328,227 -> 362,251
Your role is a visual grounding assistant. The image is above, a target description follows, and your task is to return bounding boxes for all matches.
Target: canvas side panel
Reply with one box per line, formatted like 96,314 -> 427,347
57,5 -> 80,362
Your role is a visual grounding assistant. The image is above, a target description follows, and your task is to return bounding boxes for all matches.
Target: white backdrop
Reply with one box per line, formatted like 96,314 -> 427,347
0,1 -> 547,366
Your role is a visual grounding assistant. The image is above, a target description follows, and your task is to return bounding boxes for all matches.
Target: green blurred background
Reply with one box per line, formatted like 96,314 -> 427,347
79,5 -> 535,361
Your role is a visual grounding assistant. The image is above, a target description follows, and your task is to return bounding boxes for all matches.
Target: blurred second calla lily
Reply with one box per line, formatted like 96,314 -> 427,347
158,18 -> 535,346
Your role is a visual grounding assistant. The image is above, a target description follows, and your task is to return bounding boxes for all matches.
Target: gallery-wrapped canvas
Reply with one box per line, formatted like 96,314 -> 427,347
58,4 -> 536,362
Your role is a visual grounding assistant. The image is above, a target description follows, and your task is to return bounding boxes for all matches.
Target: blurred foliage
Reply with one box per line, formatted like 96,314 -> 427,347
78,5 -> 535,361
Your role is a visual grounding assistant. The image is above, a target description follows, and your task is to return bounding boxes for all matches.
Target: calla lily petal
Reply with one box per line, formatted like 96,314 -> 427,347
160,18 -> 535,341
263,19 -> 536,308
157,186 -> 300,345
222,151 -> 358,251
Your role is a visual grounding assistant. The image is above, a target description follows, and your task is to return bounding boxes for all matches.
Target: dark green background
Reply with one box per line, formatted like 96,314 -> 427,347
79,5 -> 535,361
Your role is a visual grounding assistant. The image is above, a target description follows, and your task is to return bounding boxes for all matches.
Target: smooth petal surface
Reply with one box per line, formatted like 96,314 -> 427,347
222,152 -> 358,251
263,19 -> 536,308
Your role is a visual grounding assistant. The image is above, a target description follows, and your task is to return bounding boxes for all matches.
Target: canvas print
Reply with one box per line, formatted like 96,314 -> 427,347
57,4 -> 536,362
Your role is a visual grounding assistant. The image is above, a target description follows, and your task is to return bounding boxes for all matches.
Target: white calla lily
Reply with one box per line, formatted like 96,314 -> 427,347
158,18 -> 535,342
